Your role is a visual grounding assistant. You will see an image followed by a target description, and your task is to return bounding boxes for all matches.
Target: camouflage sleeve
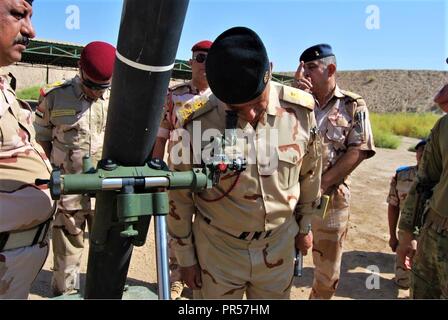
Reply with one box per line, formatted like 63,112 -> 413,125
398,180 -> 417,232
33,95 -> 53,142
346,98 -> 376,158
157,92 -> 173,139
386,174 -> 399,207
399,121 -> 442,232
167,140 -> 198,267
295,114 -> 322,233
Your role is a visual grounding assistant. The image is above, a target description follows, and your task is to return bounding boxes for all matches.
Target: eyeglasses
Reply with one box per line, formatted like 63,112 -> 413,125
193,53 -> 207,63
82,78 -> 111,91
81,71 -> 111,91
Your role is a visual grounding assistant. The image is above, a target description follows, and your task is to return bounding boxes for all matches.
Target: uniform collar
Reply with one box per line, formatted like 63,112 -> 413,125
188,80 -> 211,95
317,84 -> 344,110
0,67 -> 8,77
266,82 -> 279,116
0,69 -> 6,91
333,84 -> 345,98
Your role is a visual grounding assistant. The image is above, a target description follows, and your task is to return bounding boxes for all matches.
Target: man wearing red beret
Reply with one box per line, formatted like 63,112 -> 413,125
34,41 -> 116,296
152,40 -> 212,299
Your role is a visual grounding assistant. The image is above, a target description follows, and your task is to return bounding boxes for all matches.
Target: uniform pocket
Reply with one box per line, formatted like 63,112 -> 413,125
325,119 -> 350,146
277,149 -> 300,190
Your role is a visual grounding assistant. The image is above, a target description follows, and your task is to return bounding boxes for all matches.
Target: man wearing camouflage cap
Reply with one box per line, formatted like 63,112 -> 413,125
1,0 -> 56,299
153,40 -> 213,300
34,41 -> 116,296
387,139 -> 425,289
167,26 -> 322,299
294,44 -> 376,299
397,77 -> 448,299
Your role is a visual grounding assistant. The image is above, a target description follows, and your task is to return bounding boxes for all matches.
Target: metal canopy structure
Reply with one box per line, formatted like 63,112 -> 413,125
21,39 -> 83,68
22,39 -> 294,84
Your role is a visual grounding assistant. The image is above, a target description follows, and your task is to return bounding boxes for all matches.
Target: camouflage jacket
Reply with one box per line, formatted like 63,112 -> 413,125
167,81 -> 323,267
34,75 -> 109,210
387,165 -> 417,210
0,68 -> 55,232
399,115 -> 448,232
157,80 -> 212,139
315,85 -> 376,175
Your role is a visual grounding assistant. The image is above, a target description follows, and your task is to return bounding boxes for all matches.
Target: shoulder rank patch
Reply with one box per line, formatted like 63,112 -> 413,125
282,85 -> 315,111
51,109 -> 76,118
188,95 -> 219,123
176,96 -> 209,125
40,80 -> 69,97
341,90 -> 363,101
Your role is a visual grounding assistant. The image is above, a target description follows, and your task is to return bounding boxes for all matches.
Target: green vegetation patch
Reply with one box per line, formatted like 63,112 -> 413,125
16,85 -> 41,101
370,112 -> 440,149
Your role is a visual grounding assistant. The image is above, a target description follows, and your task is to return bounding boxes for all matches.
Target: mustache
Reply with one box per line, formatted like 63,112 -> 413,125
14,35 -> 30,47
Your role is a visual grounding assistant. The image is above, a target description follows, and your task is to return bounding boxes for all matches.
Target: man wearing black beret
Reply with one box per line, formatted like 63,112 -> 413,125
294,44 -> 376,299
168,27 -> 322,299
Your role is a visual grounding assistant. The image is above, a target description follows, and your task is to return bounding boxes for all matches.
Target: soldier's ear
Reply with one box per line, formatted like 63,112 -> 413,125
327,63 -> 336,77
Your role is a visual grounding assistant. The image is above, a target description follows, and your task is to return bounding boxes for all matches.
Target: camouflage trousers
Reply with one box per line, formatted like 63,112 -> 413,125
0,243 -> 49,299
310,185 -> 350,299
192,214 -> 297,299
410,210 -> 448,299
168,234 -> 185,299
168,235 -> 182,283
394,255 -> 411,289
51,208 -> 93,296
394,232 -> 412,289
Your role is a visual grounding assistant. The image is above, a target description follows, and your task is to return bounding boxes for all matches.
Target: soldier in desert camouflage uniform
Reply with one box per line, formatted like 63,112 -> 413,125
386,139 -> 425,289
34,41 -> 116,296
168,27 -> 322,299
397,79 -> 448,299
294,44 -> 376,299
152,40 -> 213,299
0,0 -> 56,299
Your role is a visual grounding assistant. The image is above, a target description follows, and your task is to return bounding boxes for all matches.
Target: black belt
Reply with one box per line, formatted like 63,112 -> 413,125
202,216 -> 272,241
0,218 -> 52,252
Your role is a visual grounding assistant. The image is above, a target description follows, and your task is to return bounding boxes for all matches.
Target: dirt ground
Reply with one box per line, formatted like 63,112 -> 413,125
29,137 -> 419,300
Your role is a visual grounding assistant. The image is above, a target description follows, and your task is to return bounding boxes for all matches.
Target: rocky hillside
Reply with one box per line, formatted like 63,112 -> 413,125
281,70 -> 448,113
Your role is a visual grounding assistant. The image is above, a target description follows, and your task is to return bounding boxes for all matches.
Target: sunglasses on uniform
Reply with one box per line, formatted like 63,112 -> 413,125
193,53 -> 207,63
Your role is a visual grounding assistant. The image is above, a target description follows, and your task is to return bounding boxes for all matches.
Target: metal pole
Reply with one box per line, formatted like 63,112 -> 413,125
154,215 -> 170,300
84,0 -> 189,299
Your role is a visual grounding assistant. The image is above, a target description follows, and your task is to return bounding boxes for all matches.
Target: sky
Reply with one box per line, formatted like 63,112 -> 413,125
31,0 -> 447,72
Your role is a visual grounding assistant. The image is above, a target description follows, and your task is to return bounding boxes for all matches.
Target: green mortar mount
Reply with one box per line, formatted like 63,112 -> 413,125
37,147 -> 246,299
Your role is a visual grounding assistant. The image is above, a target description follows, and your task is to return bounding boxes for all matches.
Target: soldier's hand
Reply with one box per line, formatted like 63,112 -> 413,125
396,230 -> 416,264
389,235 -> 399,252
295,231 -> 313,256
293,61 -> 313,93
180,264 -> 202,290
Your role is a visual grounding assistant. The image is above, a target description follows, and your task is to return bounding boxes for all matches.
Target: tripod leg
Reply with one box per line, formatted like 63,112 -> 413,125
154,215 -> 170,300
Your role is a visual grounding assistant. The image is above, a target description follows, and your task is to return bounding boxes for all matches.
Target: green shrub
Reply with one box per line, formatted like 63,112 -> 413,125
16,85 -> 41,100
372,126 -> 401,149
